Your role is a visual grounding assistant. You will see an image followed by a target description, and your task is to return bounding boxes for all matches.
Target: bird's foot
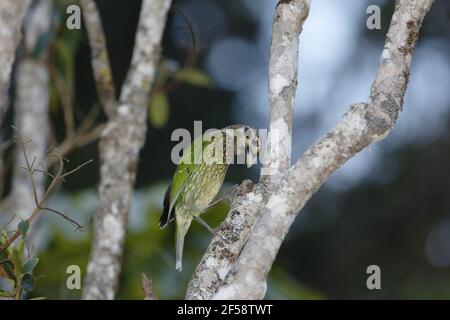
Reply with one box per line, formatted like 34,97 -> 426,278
194,216 -> 217,235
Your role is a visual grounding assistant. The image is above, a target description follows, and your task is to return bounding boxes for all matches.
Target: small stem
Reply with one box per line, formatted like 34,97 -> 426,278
14,286 -> 22,300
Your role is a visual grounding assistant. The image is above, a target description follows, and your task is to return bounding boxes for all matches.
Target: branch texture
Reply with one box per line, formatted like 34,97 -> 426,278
80,0 -> 117,118
186,0 -> 310,300
82,0 -> 172,300
186,180 -> 267,300
266,0 -> 309,176
11,0 -> 52,227
213,0 -> 433,300
0,0 -> 31,128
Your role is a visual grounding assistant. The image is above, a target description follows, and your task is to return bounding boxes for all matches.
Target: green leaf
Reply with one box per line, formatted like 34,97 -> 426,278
20,273 -> 35,292
0,251 -> 16,280
0,231 -> 8,244
28,296 -> 46,300
11,248 -> 23,276
55,40 -> 74,83
17,239 -> 25,255
18,220 -> 29,236
175,68 -> 213,87
0,289 -> 14,298
21,273 -> 35,292
148,93 -> 170,129
23,258 -> 39,274
49,82 -> 60,114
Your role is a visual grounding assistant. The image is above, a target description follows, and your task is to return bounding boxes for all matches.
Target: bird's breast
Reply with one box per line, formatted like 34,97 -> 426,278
180,164 -> 228,216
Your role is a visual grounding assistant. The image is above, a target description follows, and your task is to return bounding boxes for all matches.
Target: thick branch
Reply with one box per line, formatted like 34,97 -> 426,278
0,0 -> 31,128
80,0 -> 117,118
186,180 -> 266,300
10,0 -> 52,244
213,0 -> 434,300
186,0 -> 310,300
11,62 -> 49,219
82,0 -> 172,300
265,0 -> 309,176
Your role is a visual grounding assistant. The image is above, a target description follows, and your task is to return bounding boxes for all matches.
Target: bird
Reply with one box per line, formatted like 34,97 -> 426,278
160,125 -> 259,271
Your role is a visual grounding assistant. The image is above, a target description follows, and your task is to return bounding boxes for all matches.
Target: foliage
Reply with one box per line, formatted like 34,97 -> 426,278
148,92 -> 170,129
148,67 -> 212,129
0,221 -> 41,299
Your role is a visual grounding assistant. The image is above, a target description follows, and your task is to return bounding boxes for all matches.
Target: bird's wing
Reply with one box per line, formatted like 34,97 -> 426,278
160,136 -> 210,228
159,183 -> 175,228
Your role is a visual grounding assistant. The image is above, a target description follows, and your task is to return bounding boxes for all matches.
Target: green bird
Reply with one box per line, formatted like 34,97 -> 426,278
160,125 -> 259,271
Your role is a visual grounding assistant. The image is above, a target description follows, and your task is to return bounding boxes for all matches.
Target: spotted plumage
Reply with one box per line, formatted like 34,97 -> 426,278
160,125 -> 259,271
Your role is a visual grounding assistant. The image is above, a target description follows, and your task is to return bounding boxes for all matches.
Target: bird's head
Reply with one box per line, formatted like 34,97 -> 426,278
222,125 -> 260,168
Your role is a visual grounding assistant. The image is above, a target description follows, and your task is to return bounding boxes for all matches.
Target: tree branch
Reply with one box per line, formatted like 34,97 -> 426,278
265,0 -> 309,177
185,0 -> 310,300
80,0 -> 117,118
0,140 -> 88,253
0,0 -> 31,129
213,0 -> 434,300
82,0 -> 172,300
9,0 -> 52,250
186,180 -> 267,299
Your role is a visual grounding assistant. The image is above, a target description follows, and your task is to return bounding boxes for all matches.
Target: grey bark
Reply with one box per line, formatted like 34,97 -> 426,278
80,0 -> 117,118
186,0 -> 311,300
82,0 -> 172,300
186,180 -> 267,300
213,0 -> 434,299
10,0 -> 51,233
0,0 -> 31,129
265,0 -> 310,177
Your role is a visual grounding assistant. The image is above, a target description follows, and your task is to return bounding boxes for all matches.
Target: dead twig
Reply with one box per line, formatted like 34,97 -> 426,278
0,134 -> 91,252
142,273 -> 158,300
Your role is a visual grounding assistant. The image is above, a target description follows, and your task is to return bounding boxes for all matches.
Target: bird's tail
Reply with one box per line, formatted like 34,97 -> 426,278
175,234 -> 185,272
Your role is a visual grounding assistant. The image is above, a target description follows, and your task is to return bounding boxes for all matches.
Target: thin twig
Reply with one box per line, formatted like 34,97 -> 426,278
0,136 -> 91,252
48,62 -> 75,136
61,159 -> 93,178
158,6 -> 199,95
80,0 -> 117,118
18,140 -> 40,207
41,207 -> 83,230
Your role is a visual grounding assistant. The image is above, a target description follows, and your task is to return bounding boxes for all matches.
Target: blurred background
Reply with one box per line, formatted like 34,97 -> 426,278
1,0 -> 450,299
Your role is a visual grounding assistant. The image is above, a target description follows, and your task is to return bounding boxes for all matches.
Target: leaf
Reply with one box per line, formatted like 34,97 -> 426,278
54,38 -> 76,92
11,248 -> 23,276
0,231 -> 8,244
0,289 -> 14,298
175,68 -> 213,87
23,258 -> 39,274
0,251 -> 16,280
21,273 -> 35,292
55,40 -> 72,78
18,220 -> 29,236
17,239 -> 25,255
148,93 -> 170,129
49,83 -> 60,113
